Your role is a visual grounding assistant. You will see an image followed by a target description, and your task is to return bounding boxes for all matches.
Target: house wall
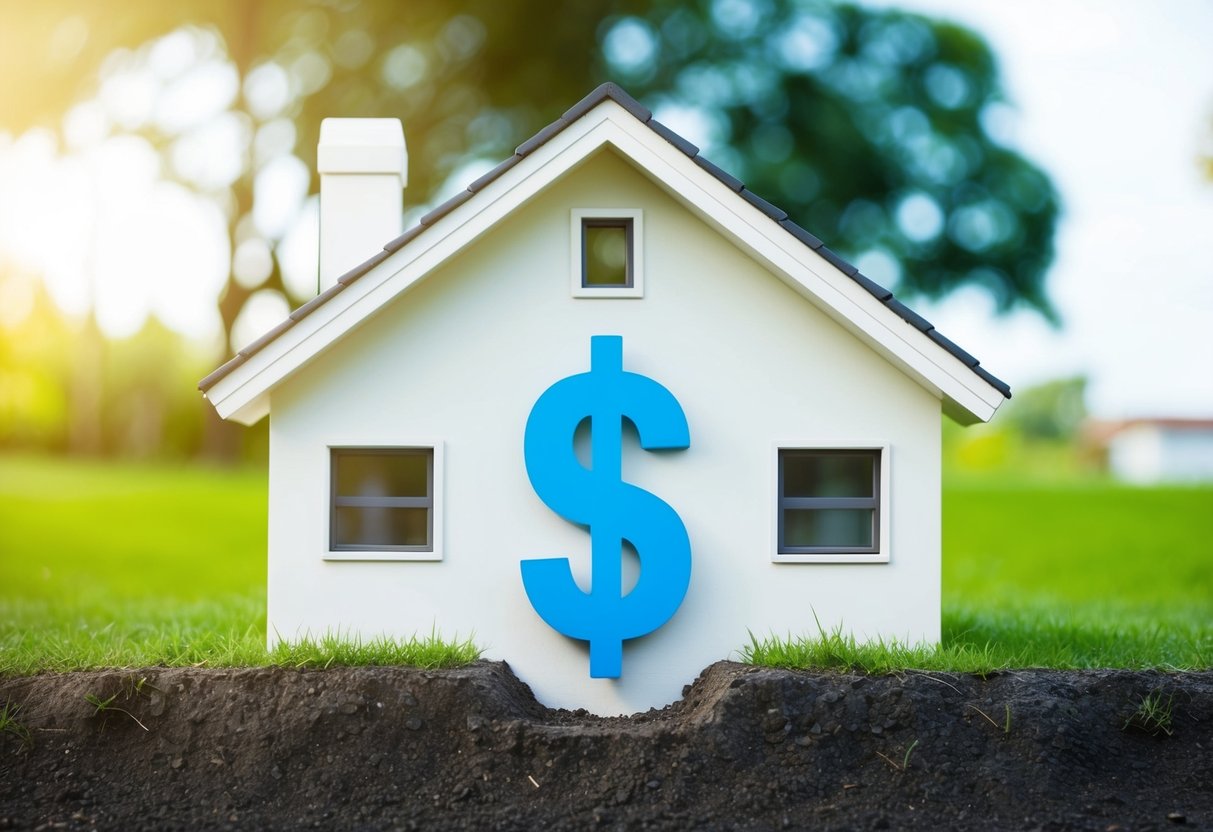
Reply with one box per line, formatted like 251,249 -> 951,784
267,149 -> 942,715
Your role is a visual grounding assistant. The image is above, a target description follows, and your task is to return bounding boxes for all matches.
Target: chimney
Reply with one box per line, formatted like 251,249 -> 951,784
317,118 -> 407,292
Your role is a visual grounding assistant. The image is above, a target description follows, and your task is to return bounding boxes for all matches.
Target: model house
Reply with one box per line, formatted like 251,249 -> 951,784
200,83 -> 1009,715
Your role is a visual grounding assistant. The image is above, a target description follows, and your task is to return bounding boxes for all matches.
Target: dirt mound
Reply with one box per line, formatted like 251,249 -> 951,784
2,663 -> 1210,830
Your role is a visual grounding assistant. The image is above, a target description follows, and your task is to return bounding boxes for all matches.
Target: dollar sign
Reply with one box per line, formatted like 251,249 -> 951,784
522,335 -> 692,678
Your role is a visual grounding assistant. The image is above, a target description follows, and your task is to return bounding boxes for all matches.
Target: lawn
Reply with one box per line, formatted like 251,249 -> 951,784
1,453 -> 1210,673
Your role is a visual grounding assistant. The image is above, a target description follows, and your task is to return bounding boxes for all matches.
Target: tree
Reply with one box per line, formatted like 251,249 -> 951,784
3,1 -> 1059,456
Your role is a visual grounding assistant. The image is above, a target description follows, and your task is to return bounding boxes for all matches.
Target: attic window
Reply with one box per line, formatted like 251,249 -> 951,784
773,446 -> 889,564
571,209 -> 644,298
327,446 -> 443,561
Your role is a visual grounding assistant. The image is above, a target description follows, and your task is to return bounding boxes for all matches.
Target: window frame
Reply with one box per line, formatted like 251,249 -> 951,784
771,442 -> 890,564
570,208 -> 644,298
325,443 -> 444,562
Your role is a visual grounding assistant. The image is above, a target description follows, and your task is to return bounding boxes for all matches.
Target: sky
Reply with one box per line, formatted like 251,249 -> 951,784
0,1 -> 1211,419
874,0 -> 1213,418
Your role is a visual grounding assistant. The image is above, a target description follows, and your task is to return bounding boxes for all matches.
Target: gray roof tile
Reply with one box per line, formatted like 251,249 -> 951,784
516,119 -> 568,156
850,272 -> 894,301
290,282 -> 348,322
198,353 -> 248,390
238,318 -> 296,358
778,219 -> 824,250
338,250 -> 390,285
884,298 -> 934,333
421,189 -> 474,226
817,246 -> 859,277
927,329 -> 980,368
201,81 -> 1010,401
975,365 -> 1012,398
740,189 -> 788,222
382,224 -> 427,253
468,154 -> 522,193
562,81 -> 651,123
693,156 -> 744,192
647,119 -> 699,157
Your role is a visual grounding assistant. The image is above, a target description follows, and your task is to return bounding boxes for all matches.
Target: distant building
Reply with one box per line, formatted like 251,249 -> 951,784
1098,419 -> 1213,484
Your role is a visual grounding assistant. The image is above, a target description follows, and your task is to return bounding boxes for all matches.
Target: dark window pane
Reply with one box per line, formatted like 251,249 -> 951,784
584,222 -> 630,286
783,451 -> 876,498
334,506 -> 429,548
783,509 -> 874,549
335,451 -> 428,497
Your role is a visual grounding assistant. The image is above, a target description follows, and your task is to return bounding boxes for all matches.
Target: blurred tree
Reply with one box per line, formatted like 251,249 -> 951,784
2,0 -> 1059,458
999,375 -> 1088,442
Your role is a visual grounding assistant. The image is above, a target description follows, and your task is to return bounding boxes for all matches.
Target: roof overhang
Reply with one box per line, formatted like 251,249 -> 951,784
203,94 -> 1007,426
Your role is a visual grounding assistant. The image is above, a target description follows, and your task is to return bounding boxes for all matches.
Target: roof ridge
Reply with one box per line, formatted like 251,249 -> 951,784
201,82 -> 1009,400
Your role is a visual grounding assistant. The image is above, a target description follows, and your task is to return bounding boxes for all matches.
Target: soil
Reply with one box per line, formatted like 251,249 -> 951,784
1,662 -> 1210,831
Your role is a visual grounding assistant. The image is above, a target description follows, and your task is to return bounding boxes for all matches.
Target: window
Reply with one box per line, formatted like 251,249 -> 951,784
571,209 -> 644,297
774,446 -> 889,563
328,446 -> 442,561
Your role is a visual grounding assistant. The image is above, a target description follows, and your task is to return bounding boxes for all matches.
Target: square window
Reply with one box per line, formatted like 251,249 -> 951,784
329,447 -> 436,556
571,209 -> 644,297
776,447 -> 887,560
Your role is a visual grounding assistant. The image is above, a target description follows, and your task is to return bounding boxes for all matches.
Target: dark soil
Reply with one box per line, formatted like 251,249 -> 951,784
1,663 -> 1210,831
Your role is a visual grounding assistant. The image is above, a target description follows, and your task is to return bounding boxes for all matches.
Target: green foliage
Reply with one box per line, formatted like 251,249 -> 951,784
1,2 -> 1061,462
997,375 -> 1088,441
5,1 -> 1058,351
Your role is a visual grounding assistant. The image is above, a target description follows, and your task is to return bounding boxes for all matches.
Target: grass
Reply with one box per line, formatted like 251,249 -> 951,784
0,454 -> 480,673
1123,691 -> 1175,736
745,475 -> 1213,671
1,453 -> 1211,674
0,699 -> 32,747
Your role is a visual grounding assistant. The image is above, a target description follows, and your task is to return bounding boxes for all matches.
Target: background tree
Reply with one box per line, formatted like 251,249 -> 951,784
1,0 -> 1060,459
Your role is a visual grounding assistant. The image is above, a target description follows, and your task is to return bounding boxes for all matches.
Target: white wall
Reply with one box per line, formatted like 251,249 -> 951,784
267,149 -> 942,715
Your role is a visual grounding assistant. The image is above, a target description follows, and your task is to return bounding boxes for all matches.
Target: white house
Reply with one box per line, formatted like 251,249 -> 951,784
1103,419 -> 1213,484
200,83 -> 1010,715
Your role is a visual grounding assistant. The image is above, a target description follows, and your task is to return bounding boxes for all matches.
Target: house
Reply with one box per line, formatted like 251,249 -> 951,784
200,83 -> 1010,715
1097,418 -> 1213,484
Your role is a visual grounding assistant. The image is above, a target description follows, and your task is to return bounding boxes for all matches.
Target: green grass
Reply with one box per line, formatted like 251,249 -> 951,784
0,454 -> 480,672
2,453 -> 1211,674
746,476 -> 1213,671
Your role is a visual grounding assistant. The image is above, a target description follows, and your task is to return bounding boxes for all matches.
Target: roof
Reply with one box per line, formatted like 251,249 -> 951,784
201,82 -> 1010,425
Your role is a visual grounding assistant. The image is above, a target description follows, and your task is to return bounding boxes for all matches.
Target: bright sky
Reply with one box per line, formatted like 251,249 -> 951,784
873,0 -> 1213,418
1,2 -> 1211,418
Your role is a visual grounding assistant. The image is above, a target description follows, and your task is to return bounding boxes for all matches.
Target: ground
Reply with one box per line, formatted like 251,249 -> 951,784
2,662 -> 1210,831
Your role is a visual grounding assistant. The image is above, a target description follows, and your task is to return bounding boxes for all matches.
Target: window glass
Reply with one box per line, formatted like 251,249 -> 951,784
331,448 -> 433,551
334,506 -> 429,548
783,451 -> 874,498
335,450 -> 428,497
583,222 -> 630,287
778,448 -> 881,555
783,508 -> 874,549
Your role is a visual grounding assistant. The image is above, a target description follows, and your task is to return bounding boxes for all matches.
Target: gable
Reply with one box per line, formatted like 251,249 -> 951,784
276,148 -> 937,426
200,83 -> 1009,427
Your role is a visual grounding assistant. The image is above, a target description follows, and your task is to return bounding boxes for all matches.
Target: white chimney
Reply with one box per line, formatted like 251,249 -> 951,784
317,118 -> 407,292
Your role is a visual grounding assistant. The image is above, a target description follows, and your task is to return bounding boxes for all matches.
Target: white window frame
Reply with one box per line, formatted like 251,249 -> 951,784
771,441 -> 890,564
324,441 -> 444,562
570,208 -> 644,298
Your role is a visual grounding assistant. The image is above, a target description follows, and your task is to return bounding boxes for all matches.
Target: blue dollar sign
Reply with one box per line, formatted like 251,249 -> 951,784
522,335 -> 692,678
